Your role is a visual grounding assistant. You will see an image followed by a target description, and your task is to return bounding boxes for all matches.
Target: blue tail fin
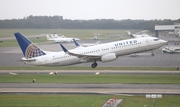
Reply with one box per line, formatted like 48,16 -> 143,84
14,32 -> 46,58
60,44 -> 68,53
73,39 -> 81,47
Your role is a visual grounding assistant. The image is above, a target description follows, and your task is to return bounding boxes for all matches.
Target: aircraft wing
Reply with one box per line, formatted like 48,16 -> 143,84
69,51 -> 101,58
60,44 -> 101,60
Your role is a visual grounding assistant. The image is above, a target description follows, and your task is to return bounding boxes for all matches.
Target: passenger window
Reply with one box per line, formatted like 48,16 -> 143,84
154,39 -> 159,41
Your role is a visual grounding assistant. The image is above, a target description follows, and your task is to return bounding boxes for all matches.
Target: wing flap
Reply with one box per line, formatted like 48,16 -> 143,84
60,44 -> 101,60
68,51 -> 101,58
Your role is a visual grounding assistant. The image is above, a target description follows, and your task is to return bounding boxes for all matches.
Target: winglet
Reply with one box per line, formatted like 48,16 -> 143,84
60,44 -> 68,53
73,39 -> 81,47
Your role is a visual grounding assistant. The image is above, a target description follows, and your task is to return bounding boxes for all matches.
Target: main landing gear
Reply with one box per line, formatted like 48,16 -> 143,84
91,62 -> 98,68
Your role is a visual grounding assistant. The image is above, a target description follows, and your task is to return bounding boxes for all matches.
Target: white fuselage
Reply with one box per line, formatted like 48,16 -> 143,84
47,37 -> 73,43
24,37 -> 167,66
47,34 -> 80,43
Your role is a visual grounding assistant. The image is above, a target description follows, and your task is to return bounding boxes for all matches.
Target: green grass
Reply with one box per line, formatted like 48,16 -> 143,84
0,74 -> 179,84
0,94 -> 112,107
0,94 -> 179,107
120,95 -> 180,107
0,39 -> 18,47
0,36 -> 48,47
0,29 -> 132,38
0,29 -> 132,47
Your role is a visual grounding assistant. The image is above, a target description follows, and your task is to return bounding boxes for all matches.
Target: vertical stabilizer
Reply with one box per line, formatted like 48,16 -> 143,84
126,31 -> 134,38
73,39 -> 81,47
47,35 -> 52,40
14,32 -> 46,58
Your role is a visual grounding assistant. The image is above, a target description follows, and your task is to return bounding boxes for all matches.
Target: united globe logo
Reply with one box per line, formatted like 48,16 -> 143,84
25,44 -> 46,58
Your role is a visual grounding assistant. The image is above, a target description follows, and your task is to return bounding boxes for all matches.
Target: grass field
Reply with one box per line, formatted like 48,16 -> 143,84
0,29 -> 132,47
0,74 -> 179,84
0,94 -> 179,107
0,29 -> 131,38
0,37 -> 48,47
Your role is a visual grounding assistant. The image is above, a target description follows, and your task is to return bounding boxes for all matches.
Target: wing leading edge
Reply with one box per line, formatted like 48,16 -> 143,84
60,44 -> 101,59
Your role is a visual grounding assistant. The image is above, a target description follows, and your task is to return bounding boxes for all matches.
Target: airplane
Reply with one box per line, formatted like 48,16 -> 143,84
46,34 -> 73,43
126,31 -> 151,38
46,34 -> 80,43
14,32 -> 167,68
52,34 -> 80,41
54,34 -> 64,38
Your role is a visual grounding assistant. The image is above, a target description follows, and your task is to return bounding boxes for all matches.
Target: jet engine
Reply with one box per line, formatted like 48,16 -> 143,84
101,53 -> 117,62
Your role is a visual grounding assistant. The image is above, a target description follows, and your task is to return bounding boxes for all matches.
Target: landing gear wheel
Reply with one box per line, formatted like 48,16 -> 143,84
91,62 -> 97,68
151,53 -> 154,56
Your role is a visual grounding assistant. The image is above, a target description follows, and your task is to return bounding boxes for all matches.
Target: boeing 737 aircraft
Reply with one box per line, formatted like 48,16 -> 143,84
14,32 -> 167,68
53,34 -> 80,41
47,34 -> 80,43
46,34 -> 73,43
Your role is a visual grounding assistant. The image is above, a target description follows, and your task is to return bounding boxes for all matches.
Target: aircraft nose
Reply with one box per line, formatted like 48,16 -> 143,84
160,39 -> 168,45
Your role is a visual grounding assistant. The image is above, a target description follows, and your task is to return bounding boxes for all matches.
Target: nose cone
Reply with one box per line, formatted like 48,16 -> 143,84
160,39 -> 168,45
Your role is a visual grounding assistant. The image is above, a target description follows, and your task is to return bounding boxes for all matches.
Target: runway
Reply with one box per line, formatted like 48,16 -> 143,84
0,37 -> 180,95
1,70 -> 180,75
0,70 -> 180,95
0,83 -> 180,95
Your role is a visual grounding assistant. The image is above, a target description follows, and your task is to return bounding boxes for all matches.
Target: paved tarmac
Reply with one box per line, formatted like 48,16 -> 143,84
0,39 -> 180,67
0,70 -> 180,74
0,37 -> 180,95
0,70 -> 180,95
0,83 -> 180,95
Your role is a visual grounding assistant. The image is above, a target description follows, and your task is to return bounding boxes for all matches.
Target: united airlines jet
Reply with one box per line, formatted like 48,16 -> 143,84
46,34 -> 80,43
14,32 -> 167,68
46,34 -> 73,43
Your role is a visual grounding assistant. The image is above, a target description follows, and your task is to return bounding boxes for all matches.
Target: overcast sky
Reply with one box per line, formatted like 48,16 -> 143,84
0,0 -> 180,20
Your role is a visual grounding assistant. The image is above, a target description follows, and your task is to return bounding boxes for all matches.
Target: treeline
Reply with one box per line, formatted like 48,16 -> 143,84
0,15 -> 180,31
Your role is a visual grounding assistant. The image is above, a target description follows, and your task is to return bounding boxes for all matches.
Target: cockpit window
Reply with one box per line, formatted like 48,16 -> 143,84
154,39 -> 159,41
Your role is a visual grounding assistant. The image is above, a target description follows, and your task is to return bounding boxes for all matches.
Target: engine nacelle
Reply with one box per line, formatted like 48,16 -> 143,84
101,53 -> 117,62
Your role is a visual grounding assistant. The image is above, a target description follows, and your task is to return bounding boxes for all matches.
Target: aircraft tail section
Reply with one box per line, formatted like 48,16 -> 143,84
50,34 -> 55,39
54,34 -> 59,38
14,32 -> 46,59
47,35 -> 52,40
73,39 -> 81,47
126,31 -> 134,38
